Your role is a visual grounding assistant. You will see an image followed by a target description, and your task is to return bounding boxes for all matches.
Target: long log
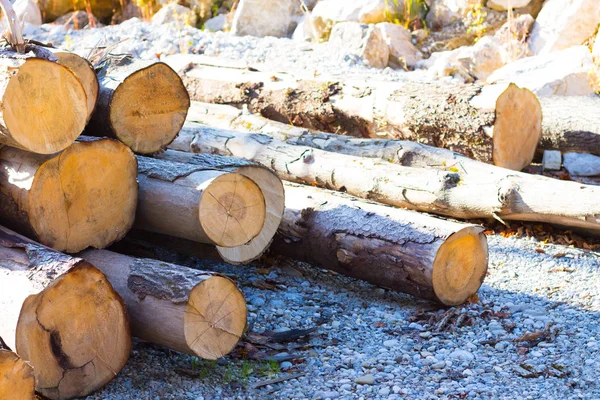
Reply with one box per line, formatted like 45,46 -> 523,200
275,183 -> 487,305
0,137 -> 138,253
87,58 -> 190,154
0,48 -> 87,154
165,55 -> 542,170
153,152 -> 285,264
80,249 -> 247,360
136,155 -> 266,248
171,123 -> 600,234
0,337 -> 35,400
0,226 -> 130,400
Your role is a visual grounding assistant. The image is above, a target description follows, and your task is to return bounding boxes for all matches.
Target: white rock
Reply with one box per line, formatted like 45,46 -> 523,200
563,152 -> 600,176
376,22 -> 421,68
469,36 -> 504,81
329,22 -> 389,69
593,30 -> 600,60
529,0 -> 600,55
494,13 -> 535,43
292,15 -> 319,42
13,0 -> 41,26
354,374 -> 376,385
449,349 -> 475,362
152,3 -> 197,26
204,14 -> 229,32
383,339 -> 399,348
230,0 -> 297,38
487,0 -> 531,11
312,0 -> 389,25
487,46 -> 597,96
425,0 -> 470,29
542,150 -> 562,170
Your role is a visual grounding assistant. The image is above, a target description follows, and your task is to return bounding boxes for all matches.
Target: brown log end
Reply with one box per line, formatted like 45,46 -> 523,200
432,226 -> 488,306
27,138 -> 138,253
184,276 -> 247,360
15,263 -> 131,400
0,349 -> 35,400
492,83 -> 542,171
54,51 -> 99,123
4,58 -> 87,154
111,62 -> 190,154
200,172 -> 266,247
216,166 -> 285,264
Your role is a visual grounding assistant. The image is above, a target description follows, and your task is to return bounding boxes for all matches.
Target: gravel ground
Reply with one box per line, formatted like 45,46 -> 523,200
23,21 -> 600,399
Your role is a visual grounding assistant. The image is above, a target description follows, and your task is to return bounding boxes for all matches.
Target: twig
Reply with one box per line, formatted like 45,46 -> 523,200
252,372 -> 306,389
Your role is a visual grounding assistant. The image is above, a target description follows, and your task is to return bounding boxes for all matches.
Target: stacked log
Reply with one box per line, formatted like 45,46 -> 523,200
0,138 -> 138,253
87,57 -> 191,154
0,226 -> 130,400
164,55 -> 542,171
0,337 -> 35,400
81,249 -> 247,360
172,123 -> 600,234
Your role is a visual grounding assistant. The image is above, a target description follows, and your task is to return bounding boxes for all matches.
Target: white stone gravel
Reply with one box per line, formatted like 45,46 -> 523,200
24,20 -> 600,400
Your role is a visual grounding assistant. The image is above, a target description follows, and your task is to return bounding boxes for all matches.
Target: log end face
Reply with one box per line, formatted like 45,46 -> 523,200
54,52 -> 99,123
184,276 -> 247,360
199,173 -> 266,248
432,226 -> 488,306
110,62 -> 190,154
15,263 -> 131,400
4,59 -> 87,154
492,83 -> 543,171
0,349 -> 35,400
28,139 -> 138,252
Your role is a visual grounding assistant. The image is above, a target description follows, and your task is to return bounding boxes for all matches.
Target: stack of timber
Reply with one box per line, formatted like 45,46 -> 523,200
0,225 -> 130,399
0,337 -> 35,400
163,54 -> 542,171
171,121 -> 600,235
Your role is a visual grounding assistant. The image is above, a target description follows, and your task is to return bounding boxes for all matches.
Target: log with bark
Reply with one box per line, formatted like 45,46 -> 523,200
152,152 -> 285,264
171,123 -> 600,234
275,183 -> 488,305
0,337 -> 35,400
0,226 -> 130,400
0,137 -> 138,253
87,57 -> 190,154
0,46 -> 87,154
136,155 -> 267,248
81,249 -> 247,360
165,55 -> 542,170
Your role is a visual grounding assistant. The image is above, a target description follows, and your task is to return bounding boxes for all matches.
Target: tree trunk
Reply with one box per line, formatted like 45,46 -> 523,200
136,155 -> 267,248
0,50 -> 87,154
50,49 -> 99,123
273,183 -> 487,305
172,123 -> 600,234
0,225 -> 130,400
0,137 -> 138,253
87,58 -> 190,154
0,337 -> 35,400
38,0 -> 121,21
165,55 -> 542,170
537,95 -> 600,156
153,152 -> 285,264
80,249 -> 247,360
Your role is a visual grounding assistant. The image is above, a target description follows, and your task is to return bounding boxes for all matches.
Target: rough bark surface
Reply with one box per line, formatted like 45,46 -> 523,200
173,123 -> 600,234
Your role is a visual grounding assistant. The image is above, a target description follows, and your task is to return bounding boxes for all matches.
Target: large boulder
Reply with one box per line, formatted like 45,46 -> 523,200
529,0 -> 600,55
487,0 -> 532,11
230,0 -> 297,37
292,15 -> 320,42
564,153 -> 600,177
425,0 -> 470,30
151,3 -> 197,26
204,14 -> 229,32
311,0 -> 391,39
376,22 -> 422,68
487,45 -> 597,96
329,22 -> 389,68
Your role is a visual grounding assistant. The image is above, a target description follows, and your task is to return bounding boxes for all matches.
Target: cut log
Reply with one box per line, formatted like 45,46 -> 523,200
50,49 -> 99,122
0,337 -> 35,400
136,155 -> 266,248
537,95 -> 600,156
80,249 -> 247,360
0,137 -> 138,253
275,183 -> 487,305
165,55 -> 542,170
172,123 -> 600,234
0,51 -> 87,154
0,226 -> 130,400
153,151 -> 285,264
87,58 -> 190,154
